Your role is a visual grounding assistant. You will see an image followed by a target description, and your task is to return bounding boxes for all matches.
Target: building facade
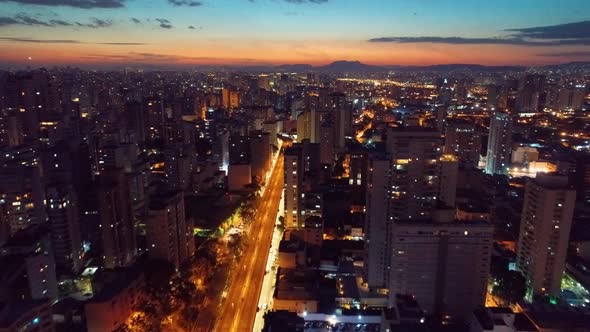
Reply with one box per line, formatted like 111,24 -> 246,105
516,175 -> 576,298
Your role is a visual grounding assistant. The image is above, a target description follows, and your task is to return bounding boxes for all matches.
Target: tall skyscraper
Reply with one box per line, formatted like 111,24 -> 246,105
319,122 -> 334,165
557,87 -> 585,111
164,144 -> 194,191
516,74 -> 544,113
283,140 -> 319,231
516,174 -> 576,298
249,131 -> 271,183
0,114 -> 24,148
444,120 -> 481,168
331,92 -> 350,150
385,128 -> 443,221
45,184 -> 83,274
573,152 -> 590,206
0,146 -> 46,234
297,111 -> 310,142
221,88 -> 239,109
486,84 -> 506,109
439,154 -> 458,208
97,171 -> 136,269
296,110 -> 319,143
229,134 -> 251,165
284,145 -> 304,230
485,112 -> 512,175
364,128 -> 456,290
124,101 -> 146,145
363,155 -> 392,289
146,192 -> 193,270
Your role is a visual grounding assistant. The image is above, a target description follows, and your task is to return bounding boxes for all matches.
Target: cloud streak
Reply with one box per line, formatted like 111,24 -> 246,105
75,18 -> 112,28
248,0 -> 328,3
0,14 -> 112,28
0,17 -> 20,26
369,21 -> 590,47
283,0 -> 328,3
0,36 -> 145,45
76,52 -> 269,66
506,21 -> 590,39
168,0 -> 202,7
155,18 -> 173,29
368,36 -> 590,46
0,0 -> 126,9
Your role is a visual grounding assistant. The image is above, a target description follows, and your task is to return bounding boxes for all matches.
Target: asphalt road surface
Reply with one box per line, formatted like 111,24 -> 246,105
215,151 -> 284,332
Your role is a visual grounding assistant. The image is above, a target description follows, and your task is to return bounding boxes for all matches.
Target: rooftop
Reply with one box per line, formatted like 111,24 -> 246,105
87,263 -> 143,303
0,300 -> 48,328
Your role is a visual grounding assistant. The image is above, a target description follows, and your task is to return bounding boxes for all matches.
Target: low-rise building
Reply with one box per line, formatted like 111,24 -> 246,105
262,310 -> 304,332
470,307 -> 538,332
0,299 -> 54,332
273,269 -> 319,314
84,265 -> 144,332
518,303 -> 590,332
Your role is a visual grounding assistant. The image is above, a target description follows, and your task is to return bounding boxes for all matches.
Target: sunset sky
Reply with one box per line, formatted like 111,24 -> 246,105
1,0 -> 590,68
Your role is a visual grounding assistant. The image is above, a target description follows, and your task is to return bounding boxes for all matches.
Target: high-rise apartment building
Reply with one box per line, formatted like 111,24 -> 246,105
97,171 -> 136,269
319,122 -> 334,165
45,184 -> 82,274
330,92 -> 350,150
385,128 -> 443,221
250,131 -> 271,183
557,87 -> 585,111
363,155 -> 392,289
444,120 -> 481,168
221,88 -> 239,109
229,134 -> 251,165
146,192 -> 193,270
284,145 -> 304,230
0,146 -> 45,234
164,144 -> 194,191
296,110 -> 319,143
573,152 -> 590,206
516,174 -> 576,298
0,226 -> 58,302
364,129 -> 457,290
439,154 -> 458,208
389,218 -> 493,320
283,139 -> 321,230
485,112 -> 512,175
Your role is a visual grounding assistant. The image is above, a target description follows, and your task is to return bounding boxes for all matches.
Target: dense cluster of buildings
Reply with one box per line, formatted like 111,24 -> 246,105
0,65 -> 589,331
0,69 -> 279,331
270,68 -> 590,331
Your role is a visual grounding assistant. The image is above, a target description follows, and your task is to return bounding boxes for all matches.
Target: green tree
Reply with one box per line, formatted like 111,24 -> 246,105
493,270 -> 527,305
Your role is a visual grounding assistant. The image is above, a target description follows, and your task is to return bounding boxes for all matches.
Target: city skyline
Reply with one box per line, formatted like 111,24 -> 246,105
0,0 -> 590,68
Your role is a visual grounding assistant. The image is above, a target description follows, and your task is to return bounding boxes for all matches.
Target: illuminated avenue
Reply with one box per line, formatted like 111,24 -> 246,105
216,150 -> 284,332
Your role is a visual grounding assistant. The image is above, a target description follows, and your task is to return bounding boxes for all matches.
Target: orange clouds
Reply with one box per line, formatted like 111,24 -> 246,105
0,38 -> 585,67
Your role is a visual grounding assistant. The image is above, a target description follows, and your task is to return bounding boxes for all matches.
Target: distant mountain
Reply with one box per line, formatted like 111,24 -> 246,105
271,61 -> 524,73
196,60 -> 586,74
316,60 -> 385,72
